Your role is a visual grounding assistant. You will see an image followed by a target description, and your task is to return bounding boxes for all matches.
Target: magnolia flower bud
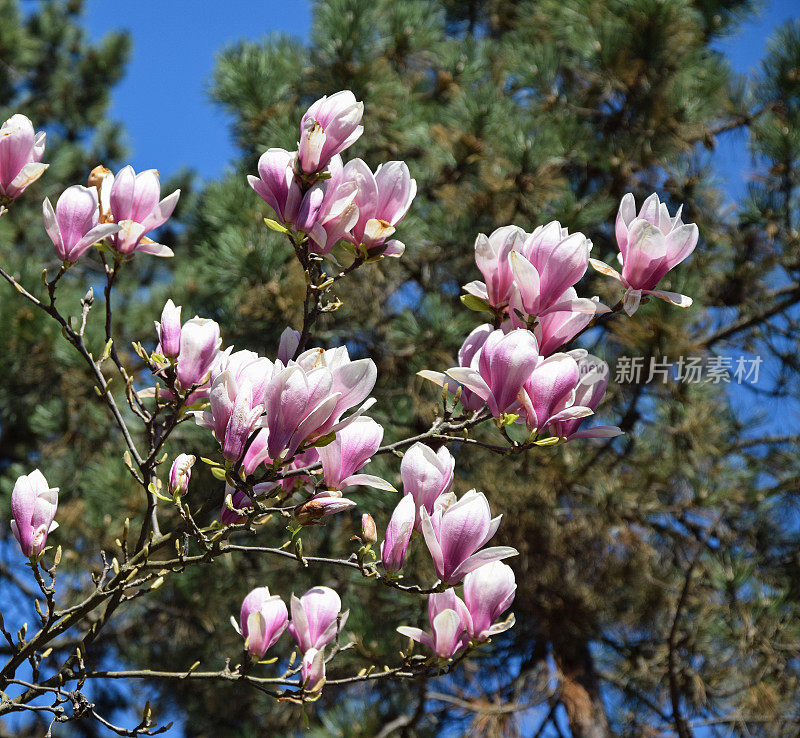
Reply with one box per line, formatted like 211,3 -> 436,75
168,454 -> 195,497
361,513 -> 377,544
10,470 -> 59,558
301,647 -> 326,692
294,491 -> 356,526
381,494 -> 415,572
157,299 -> 182,359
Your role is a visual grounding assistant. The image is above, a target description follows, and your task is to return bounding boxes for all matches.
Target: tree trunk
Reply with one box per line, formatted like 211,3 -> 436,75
554,640 -> 610,738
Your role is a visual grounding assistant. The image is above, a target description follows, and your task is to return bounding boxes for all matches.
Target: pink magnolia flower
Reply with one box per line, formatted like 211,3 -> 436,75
317,416 -> 392,491
173,316 -> 223,395
463,561 -> 516,641
301,647 -> 326,692
462,226 -> 526,309
401,442 -> 454,529
220,487 -> 252,525
248,148 -> 303,223
418,324 -> 494,413
443,328 -> 540,418
10,470 -> 58,558
234,587 -> 288,659
198,371 -> 264,462
342,158 -> 416,257
42,185 -> 119,263
528,290 -> 608,355
397,589 -> 472,658
506,222 -> 594,317
0,114 -> 47,201
305,155 -> 359,255
265,347 -> 377,461
277,327 -> 301,364
298,91 -> 364,174
294,491 -> 357,525
420,489 -> 517,584
380,493 -> 416,572
590,193 -> 699,315
518,353 -> 593,435
546,351 -> 622,441
105,166 -> 180,257
156,299 -> 182,359
288,586 -> 349,653
168,454 -> 195,497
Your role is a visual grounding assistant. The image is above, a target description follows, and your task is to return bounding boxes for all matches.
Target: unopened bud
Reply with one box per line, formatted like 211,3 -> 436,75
294,491 -> 356,526
168,454 -> 195,498
361,513 -> 377,544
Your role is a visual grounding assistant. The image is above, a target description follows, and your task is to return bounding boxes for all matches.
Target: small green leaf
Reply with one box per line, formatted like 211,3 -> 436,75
311,431 -> 336,448
460,293 -> 493,313
210,466 -> 228,481
264,218 -> 289,234
534,436 -> 561,446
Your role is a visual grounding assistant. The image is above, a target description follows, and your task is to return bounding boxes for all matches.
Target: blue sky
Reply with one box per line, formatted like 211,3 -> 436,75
84,0 -> 797,186
84,0 -> 312,180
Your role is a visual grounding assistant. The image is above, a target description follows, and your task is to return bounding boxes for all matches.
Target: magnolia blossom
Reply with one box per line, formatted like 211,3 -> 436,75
154,312 -> 223,401
517,353 -> 593,435
420,489 -> 517,584
288,586 -> 349,653
418,324 -> 493,413
294,491 -> 357,525
546,352 -> 622,440
506,222 -> 594,317
590,193 -> 699,315
102,165 -> 180,257
342,158 -> 416,257
397,589 -> 472,658
317,416 -> 391,491
10,470 -> 58,558
199,370 -> 264,462
248,148 -> 302,223
168,454 -> 195,497
401,442 -> 454,529
264,346 -> 377,462
42,185 -> 119,263
298,91 -> 364,174
463,561 -> 516,641
234,587 -> 288,659
157,299 -> 182,359
380,493 -> 416,572
531,290 -> 607,355
427,328 -> 540,418
277,327 -> 301,364
248,150 -> 359,253
301,647 -> 326,692
463,226 -> 526,309
305,156 -> 359,255
0,114 -> 47,201
464,222 -> 599,323
220,487 -> 252,525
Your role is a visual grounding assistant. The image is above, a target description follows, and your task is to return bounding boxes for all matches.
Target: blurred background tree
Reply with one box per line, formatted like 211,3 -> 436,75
4,0 -> 800,736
